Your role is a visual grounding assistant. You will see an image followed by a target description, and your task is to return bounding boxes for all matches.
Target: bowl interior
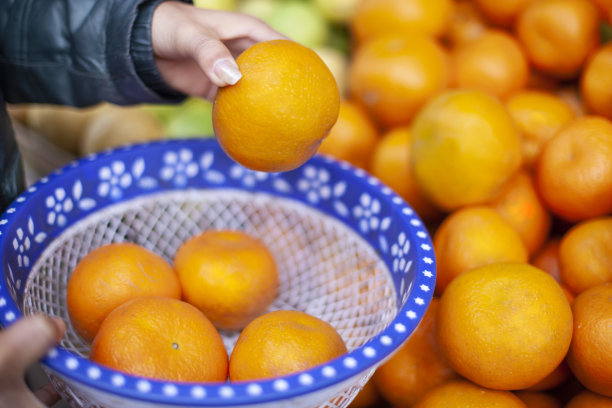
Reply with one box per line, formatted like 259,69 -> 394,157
24,189 -> 397,357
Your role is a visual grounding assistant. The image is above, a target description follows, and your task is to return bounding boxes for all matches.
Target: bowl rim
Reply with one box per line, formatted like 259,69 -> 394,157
0,139 -> 436,406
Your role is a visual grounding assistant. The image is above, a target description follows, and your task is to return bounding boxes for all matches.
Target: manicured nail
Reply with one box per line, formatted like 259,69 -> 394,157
213,59 -> 242,85
46,316 -> 66,339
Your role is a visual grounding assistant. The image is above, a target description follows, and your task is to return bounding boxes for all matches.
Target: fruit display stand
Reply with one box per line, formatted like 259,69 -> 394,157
0,139 -> 435,407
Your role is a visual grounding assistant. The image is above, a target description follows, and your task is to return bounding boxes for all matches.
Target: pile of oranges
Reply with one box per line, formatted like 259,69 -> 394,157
66,230 -> 347,383
57,0 -> 612,405
309,0 -> 612,407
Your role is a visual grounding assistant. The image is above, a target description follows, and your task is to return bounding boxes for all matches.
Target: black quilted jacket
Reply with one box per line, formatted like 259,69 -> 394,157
0,0 -> 187,211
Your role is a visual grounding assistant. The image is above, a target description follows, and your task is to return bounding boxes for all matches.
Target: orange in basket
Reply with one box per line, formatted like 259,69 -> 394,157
90,296 -> 228,382
174,229 -> 279,331
229,310 -> 347,381
66,242 -> 181,342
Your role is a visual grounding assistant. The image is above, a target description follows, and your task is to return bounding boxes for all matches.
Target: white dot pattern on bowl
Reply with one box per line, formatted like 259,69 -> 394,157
220,386 -> 234,398
111,375 -> 125,387
190,386 -> 206,399
363,347 -> 376,358
163,384 -> 178,397
247,384 -> 262,396
380,336 -> 392,346
298,373 -> 314,386
136,380 -> 151,393
343,357 -> 357,369
273,379 -> 289,392
87,367 -> 101,380
322,366 -> 336,378
65,357 -> 78,370
0,139 -> 437,406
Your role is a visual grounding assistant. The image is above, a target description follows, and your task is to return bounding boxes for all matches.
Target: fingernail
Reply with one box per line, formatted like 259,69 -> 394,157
46,316 -> 66,340
213,59 -> 242,85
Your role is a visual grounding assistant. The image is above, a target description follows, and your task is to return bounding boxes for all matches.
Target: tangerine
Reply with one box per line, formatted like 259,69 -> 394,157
174,229 -> 279,330
66,242 -> 181,342
436,262 -> 573,390
411,89 -> 522,211
90,296 -> 228,382
348,34 -> 450,129
536,116 -> 612,222
316,99 -> 379,170
212,39 -> 340,172
566,283 -> 612,397
229,310 -> 347,381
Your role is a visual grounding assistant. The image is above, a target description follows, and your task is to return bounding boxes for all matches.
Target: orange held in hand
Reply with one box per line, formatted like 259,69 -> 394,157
66,242 -> 181,342
411,89 -> 522,212
213,39 -> 340,172
436,262 -> 573,390
173,229 -> 278,331
229,310 -> 347,381
90,296 -> 228,382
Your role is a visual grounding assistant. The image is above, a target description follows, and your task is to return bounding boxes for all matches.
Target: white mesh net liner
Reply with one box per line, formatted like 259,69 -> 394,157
22,189 -> 398,408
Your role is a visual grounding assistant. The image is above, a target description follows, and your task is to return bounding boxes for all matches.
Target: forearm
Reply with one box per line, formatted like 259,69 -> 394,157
0,0 -> 185,107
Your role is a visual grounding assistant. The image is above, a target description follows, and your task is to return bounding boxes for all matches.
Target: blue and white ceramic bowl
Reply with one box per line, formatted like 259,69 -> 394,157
0,139 -> 436,408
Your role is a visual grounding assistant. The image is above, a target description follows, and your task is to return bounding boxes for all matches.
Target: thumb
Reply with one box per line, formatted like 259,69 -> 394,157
0,315 -> 65,374
190,34 -> 243,87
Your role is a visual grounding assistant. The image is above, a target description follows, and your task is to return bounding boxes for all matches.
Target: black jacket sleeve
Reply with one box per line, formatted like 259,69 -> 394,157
0,0 -> 187,107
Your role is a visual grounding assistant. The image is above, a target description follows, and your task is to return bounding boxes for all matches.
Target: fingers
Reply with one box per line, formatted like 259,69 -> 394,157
0,315 -> 65,374
202,11 -> 288,43
189,35 -> 243,87
153,2 -> 287,89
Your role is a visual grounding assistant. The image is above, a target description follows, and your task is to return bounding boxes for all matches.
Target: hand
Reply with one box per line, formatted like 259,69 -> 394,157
0,315 -> 66,408
151,2 -> 287,100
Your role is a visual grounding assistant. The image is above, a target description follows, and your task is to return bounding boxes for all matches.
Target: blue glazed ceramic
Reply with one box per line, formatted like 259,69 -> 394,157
0,139 -> 436,407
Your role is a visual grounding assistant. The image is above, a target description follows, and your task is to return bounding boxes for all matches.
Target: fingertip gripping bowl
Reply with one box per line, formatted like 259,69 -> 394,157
0,139 -> 436,408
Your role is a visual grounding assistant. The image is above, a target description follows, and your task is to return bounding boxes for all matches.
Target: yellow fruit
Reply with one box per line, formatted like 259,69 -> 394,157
67,242 -> 181,342
414,379 -> 528,407
566,283 -> 612,397
412,89 -> 522,211
213,39 -> 340,172
433,206 -> 528,294
90,296 -> 228,382
436,262 -> 573,390
229,310 -> 347,381
505,90 -> 575,168
173,229 -> 279,330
